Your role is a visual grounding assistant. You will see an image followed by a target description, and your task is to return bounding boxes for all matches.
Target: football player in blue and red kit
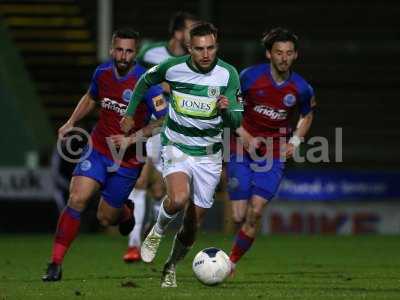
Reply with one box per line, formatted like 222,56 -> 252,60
228,28 -> 316,273
42,28 -> 167,281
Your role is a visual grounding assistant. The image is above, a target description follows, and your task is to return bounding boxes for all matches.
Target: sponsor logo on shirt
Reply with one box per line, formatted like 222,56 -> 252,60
173,91 -> 217,117
181,99 -> 212,111
283,93 -> 296,107
152,95 -> 167,111
101,98 -> 127,116
254,105 -> 287,120
147,65 -> 158,74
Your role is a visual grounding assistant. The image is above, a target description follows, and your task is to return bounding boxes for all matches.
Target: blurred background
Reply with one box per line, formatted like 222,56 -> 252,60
1,0 -> 399,234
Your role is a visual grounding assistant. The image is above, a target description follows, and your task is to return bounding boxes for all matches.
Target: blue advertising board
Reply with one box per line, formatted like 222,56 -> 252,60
277,170 -> 400,201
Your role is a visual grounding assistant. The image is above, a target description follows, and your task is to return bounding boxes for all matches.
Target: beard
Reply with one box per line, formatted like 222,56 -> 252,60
271,61 -> 291,75
114,59 -> 132,76
277,62 -> 290,71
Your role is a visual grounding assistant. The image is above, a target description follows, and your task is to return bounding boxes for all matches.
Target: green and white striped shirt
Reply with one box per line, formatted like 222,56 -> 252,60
126,55 -> 243,156
136,41 -> 176,68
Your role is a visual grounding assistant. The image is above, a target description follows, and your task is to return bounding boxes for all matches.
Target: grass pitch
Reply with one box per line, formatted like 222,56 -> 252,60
0,233 -> 399,299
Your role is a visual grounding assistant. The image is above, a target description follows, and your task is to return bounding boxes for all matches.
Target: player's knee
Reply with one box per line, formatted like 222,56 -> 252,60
97,215 -> 113,227
251,206 -> 264,222
232,213 -> 245,225
96,211 -> 114,227
68,192 -> 88,211
169,192 -> 189,211
134,176 -> 148,189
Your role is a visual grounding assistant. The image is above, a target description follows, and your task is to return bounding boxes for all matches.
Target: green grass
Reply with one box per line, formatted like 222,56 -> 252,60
0,233 -> 400,299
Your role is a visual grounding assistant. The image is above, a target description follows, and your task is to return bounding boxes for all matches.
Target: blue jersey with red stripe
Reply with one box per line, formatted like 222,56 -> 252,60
239,63 -> 314,158
88,60 -> 167,168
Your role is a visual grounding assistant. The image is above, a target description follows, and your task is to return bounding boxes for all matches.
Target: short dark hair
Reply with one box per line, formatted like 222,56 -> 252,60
190,22 -> 218,39
111,28 -> 140,44
261,27 -> 298,51
169,11 -> 198,36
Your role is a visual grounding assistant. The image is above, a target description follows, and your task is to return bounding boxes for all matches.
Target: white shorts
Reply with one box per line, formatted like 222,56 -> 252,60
161,145 -> 222,209
146,134 -> 162,173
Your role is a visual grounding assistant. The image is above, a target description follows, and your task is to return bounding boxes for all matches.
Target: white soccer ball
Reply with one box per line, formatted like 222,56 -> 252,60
192,247 -> 231,285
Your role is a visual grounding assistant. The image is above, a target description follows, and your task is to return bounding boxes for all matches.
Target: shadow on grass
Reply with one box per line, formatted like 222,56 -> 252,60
2,273 -> 158,283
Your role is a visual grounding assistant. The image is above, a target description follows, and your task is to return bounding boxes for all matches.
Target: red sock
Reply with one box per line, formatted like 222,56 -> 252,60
229,229 -> 255,264
51,206 -> 81,265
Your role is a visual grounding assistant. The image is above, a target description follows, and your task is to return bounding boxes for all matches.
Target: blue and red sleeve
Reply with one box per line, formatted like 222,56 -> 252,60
88,67 -> 102,100
292,74 -> 315,116
143,85 -> 168,119
134,62 -> 168,119
240,64 -> 267,94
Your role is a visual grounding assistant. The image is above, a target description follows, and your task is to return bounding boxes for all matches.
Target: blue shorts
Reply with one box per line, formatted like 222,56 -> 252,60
73,148 -> 141,208
227,153 -> 284,201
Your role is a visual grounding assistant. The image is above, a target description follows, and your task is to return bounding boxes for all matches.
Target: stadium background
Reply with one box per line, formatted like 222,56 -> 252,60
2,1 -> 400,299
0,0 -> 400,235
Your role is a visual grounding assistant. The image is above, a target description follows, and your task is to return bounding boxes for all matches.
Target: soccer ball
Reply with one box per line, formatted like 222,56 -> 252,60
192,247 -> 231,285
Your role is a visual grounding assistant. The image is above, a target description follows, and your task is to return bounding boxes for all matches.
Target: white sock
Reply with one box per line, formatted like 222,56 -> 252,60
154,198 -> 178,235
128,188 -> 146,247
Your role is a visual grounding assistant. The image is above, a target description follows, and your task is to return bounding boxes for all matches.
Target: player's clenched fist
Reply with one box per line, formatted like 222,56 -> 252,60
108,134 -> 135,149
120,116 -> 135,133
217,95 -> 229,110
58,120 -> 74,141
282,143 -> 295,159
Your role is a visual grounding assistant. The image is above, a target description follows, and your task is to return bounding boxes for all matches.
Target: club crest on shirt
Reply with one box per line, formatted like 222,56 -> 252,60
283,93 -> 296,107
80,160 -> 92,171
122,89 -> 133,103
207,86 -> 220,98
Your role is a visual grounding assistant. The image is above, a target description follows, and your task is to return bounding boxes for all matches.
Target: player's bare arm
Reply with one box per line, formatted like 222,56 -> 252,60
284,102 -> 315,158
58,93 -> 96,140
111,117 -> 165,149
120,115 -> 135,134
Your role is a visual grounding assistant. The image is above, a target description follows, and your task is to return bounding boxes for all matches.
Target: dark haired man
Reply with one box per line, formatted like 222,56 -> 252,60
227,27 -> 316,275
42,28 -> 167,281
136,11 -> 199,68
123,12 -> 199,263
121,22 -> 243,287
